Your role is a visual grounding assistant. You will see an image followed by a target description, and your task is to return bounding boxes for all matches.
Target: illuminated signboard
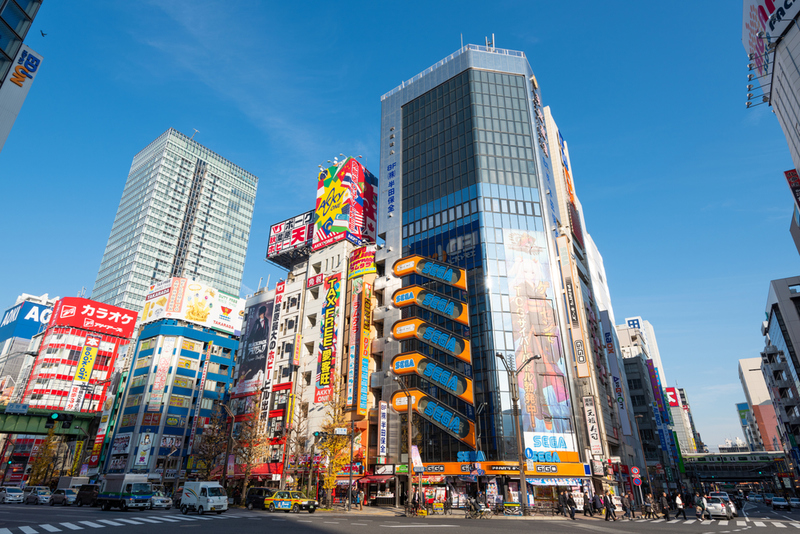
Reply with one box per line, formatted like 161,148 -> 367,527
392,318 -> 471,363
391,388 -> 475,447
357,282 -> 373,417
556,236 -> 590,378
315,274 -> 342,402
266,211 -> 314,258
393,255 -> 467,290
391,352 -> 473,404
393,286 -> 469,326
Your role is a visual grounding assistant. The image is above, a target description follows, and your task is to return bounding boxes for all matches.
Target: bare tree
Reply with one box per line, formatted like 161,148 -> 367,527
283,380 -> 310,490
195,406 -> 229,480
28,427 -> 58,486
232,415 -> 269,501
315,383 -> 351,507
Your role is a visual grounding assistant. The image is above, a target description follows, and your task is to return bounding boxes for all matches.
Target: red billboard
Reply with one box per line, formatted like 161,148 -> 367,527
49,297 -> 137,338
266,211 -> 314,259
665,387 -> 680,407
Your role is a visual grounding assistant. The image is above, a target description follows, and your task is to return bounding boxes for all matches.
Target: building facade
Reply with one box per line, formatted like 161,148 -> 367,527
0,293 -> 55,392
740,356 -> 781,452
92,128 -> 258,312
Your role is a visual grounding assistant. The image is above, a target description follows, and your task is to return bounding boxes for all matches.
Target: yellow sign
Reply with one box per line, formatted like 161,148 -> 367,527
71,441 -> 84,475
74,335 -> 101,383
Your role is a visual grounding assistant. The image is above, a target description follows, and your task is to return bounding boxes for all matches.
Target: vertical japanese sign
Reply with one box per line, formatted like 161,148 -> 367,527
71,441 -> 84,475
346,278 -> 362,408
786,170 -> 800,210
378,401 -> 388,456
134,432 -> 154,466
237,295 -> 274,395
315,274 -> 342,403
263,281 -> 285,412
357,282 -> 373,417
556,235 -> 590,378
148,337 -> 175,411
502,229 -> 572,443
600,310 -> 632,436
582,396 -> 603,456
65,334 -> 103,411
187,343 -> 212,454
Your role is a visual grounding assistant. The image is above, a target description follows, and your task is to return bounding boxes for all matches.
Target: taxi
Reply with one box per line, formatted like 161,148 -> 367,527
264,490 -> 318,513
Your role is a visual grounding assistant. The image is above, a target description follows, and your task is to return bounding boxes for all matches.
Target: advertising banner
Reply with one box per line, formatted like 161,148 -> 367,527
111,432 -> 132,455
71,441 -> 84,475
665,387 -> 680,407
148,337 -> 176,411
742,0 -> 800,80
266,211 -> 314,258
187,343 -> 212,454
601,310 -> 632,436
346,278 -> 362,409
392,255 -> 467,290
0,301 -> 52,343
315,274 -> 343,403
582,396 -> 603,456
357,282 -> 373,417
556,236 -> 590,378
391,351 -> 474,404
646,360 -> 666,416
0,45 -> 43,150
379,401 -> 388,457
502,229 -> 573,445
785,170 -> 800,209
391,388 -> 475,447
134,432 -> 154,466
392,286 -> 469,326
50,297 -> 137,338
236,293 -> 275,396
65,334 -> 102,411
262,281 -> 286,412
141,278 -> 245,336
313,157 -> 377,251
348,246 -> 377,279
392,318 -> 471,363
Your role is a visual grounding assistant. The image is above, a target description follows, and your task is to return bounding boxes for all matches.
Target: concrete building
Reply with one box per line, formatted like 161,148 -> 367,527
0,0 -> 43,154
666,386 -> 697,455
0,293 -> 55,391
740,356 -> 781,452
737,401 -> 761,451
92,128 -> 258,313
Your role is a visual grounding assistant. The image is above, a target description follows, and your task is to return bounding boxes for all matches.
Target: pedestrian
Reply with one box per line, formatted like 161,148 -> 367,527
593,492 -> 603,514
627,492 -> 636,519
558,490 -> 566,517
694,491 -> 705,520
621,492 -> 630,520
644,493 -> 654,518
358,488 -> 365,510
661,491 -> 670,521
567,492 -> 577,520
604,491 -> 617,521
583,490 -> 594,517
675,493 -> 687,519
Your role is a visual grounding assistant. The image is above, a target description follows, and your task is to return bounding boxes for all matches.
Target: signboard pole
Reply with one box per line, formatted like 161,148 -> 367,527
347,419 -> 355,511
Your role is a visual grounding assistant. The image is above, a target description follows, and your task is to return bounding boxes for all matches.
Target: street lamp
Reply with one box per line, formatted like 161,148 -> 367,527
496,352 -> 540,516
387,371 -> 414,515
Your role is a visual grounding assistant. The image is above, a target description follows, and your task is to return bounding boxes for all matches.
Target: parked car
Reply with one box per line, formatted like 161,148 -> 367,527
245,487 -> 275,510
789,497 -> 800,509
150,491 -> 172,510
264,491 -> 318,514
24,488 -> 51,505
705,497 -> 733,520
774,497 -> 791,511
765,493 -> 775,506
75,484 -> 100,507
50,489 -> 77,506
710,492 -> 738,517
0,487 -> 23,504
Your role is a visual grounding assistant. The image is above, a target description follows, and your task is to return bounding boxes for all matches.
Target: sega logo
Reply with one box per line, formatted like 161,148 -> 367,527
394,358 -> 414,371
524,450 -> 561,463
395,291 -> 415,304
420,261 -> 454,283
421,326 -> 458,353
421,293 -> 457,317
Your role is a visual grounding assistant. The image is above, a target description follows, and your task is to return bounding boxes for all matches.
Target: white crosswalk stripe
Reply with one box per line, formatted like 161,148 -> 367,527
77,522 -> 104,529
111,520 -> 142,526
126,519 -> 160,524
0,529 -> 13,534
95,521 -> 124,527
791,523 -> 800,528
168,517 -> 198,521
719,520 -> 728,525
651,519 -> 664,523
683,520 -> 697,524
59,524 -> 82,531
667,519 -> 681,523
776,523 -> 788,528
738,520 -> 748,526
20,527 -> 38,534
146,517 -> 180,522
754,521 -> 767,527
39,526 -> 62,533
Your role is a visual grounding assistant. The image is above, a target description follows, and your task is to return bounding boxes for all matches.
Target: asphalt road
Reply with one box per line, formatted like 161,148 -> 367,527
1,501 -> 799,534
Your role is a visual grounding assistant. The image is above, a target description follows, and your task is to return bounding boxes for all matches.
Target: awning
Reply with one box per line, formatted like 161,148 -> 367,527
525,477 -> 588,486
359,475 -> 393,484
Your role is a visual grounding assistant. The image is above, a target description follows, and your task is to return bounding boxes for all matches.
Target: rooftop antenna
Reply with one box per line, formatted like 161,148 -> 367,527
257,277 -> 263,291
190,128 -> 199,140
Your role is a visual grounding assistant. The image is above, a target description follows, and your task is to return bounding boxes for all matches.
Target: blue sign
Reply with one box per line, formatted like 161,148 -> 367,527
0,301 -> 52,343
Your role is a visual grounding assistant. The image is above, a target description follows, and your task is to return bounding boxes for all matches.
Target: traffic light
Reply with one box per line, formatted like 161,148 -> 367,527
313,431 -> 329,441
45,413 -> 74,429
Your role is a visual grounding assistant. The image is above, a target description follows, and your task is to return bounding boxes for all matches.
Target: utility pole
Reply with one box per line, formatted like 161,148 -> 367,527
496,352 -> 540,516
347,419 -> 355,511
220,402 -> 235,489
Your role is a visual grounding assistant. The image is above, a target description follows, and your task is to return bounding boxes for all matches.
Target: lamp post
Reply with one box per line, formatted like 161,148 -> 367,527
634,414 -> 655,497
496,352 -> 540,516
389,371 -> 414,515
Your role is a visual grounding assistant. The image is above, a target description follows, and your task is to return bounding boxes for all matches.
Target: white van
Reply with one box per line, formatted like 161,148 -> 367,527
179,481 -> 227,515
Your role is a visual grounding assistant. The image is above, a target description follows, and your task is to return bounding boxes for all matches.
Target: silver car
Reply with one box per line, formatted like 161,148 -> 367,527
0,487 -> 23,504
50,489 -> 77,506
24,488 -> 51,505
150,491 -> 172,510
710,492 -> 738,517
705,497 -> 733,520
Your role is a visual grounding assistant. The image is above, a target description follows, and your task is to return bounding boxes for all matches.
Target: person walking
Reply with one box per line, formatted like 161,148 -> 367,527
567,493 -> 577,520
675,493 -> 687,519
557,490 -> 566,517
621,492 -> 630,520
593,492 -> 603,515
644,493 -> 654,518
583,490 -> 594,517
627,492 -> 636,519
661,491 -> 671,521
604,491 -> 617,521
694,492 -> 705,520
357,488 -> 365,511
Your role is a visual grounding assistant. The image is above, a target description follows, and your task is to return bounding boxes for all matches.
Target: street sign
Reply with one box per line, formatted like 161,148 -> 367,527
526,459 -> 535,471
413,466 -> 424,473
334,427 -> 347,435
630,466 -> 640,475
3,403 -> 28,415
633,477 -> 642,486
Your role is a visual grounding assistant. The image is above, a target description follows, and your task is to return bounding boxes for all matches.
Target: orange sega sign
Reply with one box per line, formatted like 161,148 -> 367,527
392,255 -> 467,291
392,318 -> 471,364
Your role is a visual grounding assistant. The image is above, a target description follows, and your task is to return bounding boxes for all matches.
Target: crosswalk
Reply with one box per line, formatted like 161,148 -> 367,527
0,513 -> 249,534
630,517 -> 800,528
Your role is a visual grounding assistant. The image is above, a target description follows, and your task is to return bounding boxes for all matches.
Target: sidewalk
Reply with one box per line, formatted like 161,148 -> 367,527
316,505 -> 578,520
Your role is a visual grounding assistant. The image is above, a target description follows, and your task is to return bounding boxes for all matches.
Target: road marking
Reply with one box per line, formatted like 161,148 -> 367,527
194,517 -> 213,521
169,517 -> 198,522
39,526 -> 62,533
380,526 -> 457,529
791,523 -> 800,528
738,521 -> 747,526
148,517 -> 181,522
754,521 -> 766,527
667,520 -> 681,524
113,519 -> 143,525
0,529 -> 12,534
58,524 -> 82,531
352,523 -> 369,526
684,520 -> 697,524
324,522 -> 340,524
651,519 -> 664,523
96,521 -> 124,527
130,518 -> 162,524
298,520 -> 312,523
720,521 -> 729,525
20,527 -> 39,534
775,524 -> 788,528
78,522 -> 104,529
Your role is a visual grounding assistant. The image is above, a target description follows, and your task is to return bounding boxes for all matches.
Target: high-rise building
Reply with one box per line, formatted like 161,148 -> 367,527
92,128 -> 258,312
739,356 -> 780,451
737,401 -> 760,451
0,292 -> 55,386
0,0 -> 43,154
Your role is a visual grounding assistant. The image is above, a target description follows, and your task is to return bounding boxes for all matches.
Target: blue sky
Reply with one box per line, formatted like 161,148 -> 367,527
0,1 -> 796,451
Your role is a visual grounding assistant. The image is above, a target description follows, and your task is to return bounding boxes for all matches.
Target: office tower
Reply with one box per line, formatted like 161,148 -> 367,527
739,357 -> 780,451
737,401 -> 760,451
622,316 -> 667,386
665,386 -> 697,454
92,128 -> 258,313
0,0 -> 43,153
678,388 -> 705,452
377,43 -> 595,504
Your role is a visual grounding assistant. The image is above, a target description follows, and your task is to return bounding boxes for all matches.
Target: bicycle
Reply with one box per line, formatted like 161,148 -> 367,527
465,505 -> 493,519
